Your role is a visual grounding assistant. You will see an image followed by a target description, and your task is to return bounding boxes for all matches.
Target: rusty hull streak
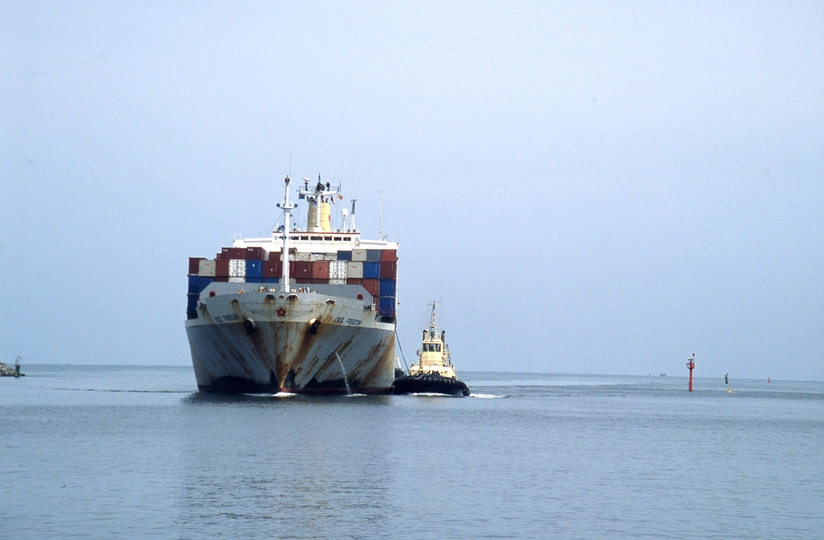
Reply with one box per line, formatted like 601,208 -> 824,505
188,291 -> 395,394
355,334 -> 395,389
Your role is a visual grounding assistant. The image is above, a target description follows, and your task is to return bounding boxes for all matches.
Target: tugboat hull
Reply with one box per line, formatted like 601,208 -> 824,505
393,374 -> 470,397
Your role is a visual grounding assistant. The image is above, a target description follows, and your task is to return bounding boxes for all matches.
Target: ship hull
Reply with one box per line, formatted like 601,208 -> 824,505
392,374 -> 470,396
185,287 -> 395,394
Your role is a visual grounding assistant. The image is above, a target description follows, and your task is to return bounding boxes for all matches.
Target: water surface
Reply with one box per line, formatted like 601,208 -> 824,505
2,366 -> 822,539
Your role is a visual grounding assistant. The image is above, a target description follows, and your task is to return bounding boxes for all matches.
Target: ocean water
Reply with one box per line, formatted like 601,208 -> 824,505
1,366 -> 822,539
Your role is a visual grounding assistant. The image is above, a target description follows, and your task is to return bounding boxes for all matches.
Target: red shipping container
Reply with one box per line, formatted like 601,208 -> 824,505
362,279 -> 380,297
222,247 -> 246,259
311,261 -> 330,279
245,247 -> 264,260
263,260 -> 283,278
215,259 -> 230,278
214,276 -> 229,282
381,250 -> 397,262
380,261 -> 397,279
294,261 -> 312,279
346,278 -> 363,285
265,250 -> 281,262
189,257 -> 205,275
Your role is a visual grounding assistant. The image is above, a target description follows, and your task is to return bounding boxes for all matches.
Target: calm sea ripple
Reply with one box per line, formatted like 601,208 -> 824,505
1,366 -> 822,539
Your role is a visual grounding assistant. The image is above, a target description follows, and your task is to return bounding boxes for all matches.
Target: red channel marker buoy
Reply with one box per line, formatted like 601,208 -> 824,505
686,353 -> 696,392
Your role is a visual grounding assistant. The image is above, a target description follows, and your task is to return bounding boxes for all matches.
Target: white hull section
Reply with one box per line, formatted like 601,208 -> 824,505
185,287 -> 395,394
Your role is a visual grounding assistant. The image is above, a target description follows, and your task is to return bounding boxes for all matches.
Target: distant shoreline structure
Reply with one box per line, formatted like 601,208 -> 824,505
0,360 -> 23,377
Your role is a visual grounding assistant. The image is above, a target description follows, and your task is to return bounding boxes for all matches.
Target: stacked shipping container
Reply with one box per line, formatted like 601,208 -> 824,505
187,247 -> 397,319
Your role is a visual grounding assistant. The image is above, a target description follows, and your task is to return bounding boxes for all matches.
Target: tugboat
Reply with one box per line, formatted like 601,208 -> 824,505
393,302 -> 470,397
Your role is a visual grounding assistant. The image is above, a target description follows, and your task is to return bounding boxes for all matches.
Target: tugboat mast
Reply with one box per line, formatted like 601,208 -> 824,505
428,301 -> 439,337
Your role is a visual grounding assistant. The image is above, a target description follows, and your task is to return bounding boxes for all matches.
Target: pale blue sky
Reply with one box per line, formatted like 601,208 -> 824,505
2,1 -> 822,379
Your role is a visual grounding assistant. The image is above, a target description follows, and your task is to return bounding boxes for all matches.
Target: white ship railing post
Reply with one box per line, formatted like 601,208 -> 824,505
277,176 -> 294,293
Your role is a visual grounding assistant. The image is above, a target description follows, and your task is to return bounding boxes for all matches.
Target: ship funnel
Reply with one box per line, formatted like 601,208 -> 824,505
308,178 -> 332,232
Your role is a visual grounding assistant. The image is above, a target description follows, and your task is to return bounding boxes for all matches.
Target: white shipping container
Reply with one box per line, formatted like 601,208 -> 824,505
310,253 -> 324,261
352,248 -> 367,261
329,261 -> 347,280
324,254 -> 338,261
198,259 -> 216,277
295,252 -> 311,261
229,259 -> 246,278
229,277 -> 246,283
328,278 -> 345,285
347,261 -> 363,279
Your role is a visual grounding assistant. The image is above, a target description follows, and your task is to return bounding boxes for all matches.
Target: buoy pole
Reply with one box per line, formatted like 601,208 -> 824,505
687,353 -> 695,391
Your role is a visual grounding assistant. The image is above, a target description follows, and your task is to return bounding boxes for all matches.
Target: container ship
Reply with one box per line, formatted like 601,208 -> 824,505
185,176 -> 398,394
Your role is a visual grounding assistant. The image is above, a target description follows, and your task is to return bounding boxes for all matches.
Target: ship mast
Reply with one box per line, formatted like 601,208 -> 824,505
378,190 -> 384,239
349,199 -> 357,232
428,301 -> 439,338
276,176 -> 294,293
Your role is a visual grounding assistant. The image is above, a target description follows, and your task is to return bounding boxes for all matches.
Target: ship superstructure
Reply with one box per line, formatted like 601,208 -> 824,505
185,176 -> 398,394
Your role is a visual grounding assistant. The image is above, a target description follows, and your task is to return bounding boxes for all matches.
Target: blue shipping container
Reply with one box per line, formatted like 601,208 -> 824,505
379,279 -> 396,297
246,260 -> 263,278
262,277 -> 279,283
337,250 -> 352,261
245,277 -> 262,283
198,276 -> 214,293
366,249 -> 382,261
379,297 -> 396,316
188,275 -> 200,294
186,293 -> 199,320
363,261 -> 381,279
